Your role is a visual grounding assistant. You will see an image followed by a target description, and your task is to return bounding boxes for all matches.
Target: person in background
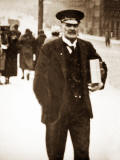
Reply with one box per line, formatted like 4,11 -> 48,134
105,30 -> 111,47
33,9 -> 107,160
45,25 -> 61,44
35,30 -> 46,65
2,24 -> 21,84
19,29 -> 36,80
0,30 -> 5,85
51,25 -> 61,38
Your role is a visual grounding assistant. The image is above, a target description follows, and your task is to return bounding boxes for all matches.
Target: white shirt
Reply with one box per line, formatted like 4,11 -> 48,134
62,36 -> 77,54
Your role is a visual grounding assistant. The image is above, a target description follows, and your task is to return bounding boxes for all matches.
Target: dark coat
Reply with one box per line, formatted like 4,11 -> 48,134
0,49 -> 6,71
19,33 -> 36,70
2,30 -> 21,77
35,34 -> 46,64
33,38 -> 107,124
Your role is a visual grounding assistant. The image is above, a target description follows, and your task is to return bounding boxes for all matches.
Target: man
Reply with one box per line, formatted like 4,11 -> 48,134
35,30 -> 46,66
105,30 -> 111,47
33,9 -> 107,160
19,29 -> 36,80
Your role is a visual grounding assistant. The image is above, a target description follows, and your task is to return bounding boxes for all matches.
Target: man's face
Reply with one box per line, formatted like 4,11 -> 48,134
62,21 -> 80,40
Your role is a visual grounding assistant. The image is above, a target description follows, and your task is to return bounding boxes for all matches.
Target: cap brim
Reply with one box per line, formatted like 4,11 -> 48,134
56,9 -> 84,21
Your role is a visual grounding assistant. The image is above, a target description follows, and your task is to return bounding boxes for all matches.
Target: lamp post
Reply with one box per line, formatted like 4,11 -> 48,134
38,0 -> 43,33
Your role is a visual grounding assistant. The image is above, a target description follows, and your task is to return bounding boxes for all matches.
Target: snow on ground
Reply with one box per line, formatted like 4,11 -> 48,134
0,77 -> 120,160
90,84 -> 120,160
0,36 -> 120,160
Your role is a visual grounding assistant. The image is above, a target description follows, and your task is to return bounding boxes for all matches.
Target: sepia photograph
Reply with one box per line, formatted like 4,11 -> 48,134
0,0 -> 120,160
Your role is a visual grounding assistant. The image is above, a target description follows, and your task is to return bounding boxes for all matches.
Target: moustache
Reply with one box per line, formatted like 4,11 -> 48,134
68,30 -> 76,34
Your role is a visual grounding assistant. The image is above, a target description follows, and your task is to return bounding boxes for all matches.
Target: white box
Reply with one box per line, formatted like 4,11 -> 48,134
89,59 -> 101,83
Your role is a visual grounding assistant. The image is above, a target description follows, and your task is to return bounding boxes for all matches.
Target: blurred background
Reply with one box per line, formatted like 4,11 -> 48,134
0,0 -> 120,39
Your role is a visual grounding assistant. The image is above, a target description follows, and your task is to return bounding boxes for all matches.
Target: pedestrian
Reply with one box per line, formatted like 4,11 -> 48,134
33,9 -> 107,160
45,25 -> 61,44
19,29 -> 36,80
0,30 -> 5,85
35,29 -> 46,65
2,24 -> 21,84
0,26 -> 10,84
105,31 -> 111,47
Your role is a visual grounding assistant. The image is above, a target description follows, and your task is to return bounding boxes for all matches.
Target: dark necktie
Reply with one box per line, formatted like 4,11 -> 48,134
63,42 -> 75,54
69,46 -> 75,54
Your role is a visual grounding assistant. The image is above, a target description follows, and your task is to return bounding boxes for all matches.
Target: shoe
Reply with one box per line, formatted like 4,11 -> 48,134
26,73 -> 30,80
0,82 -> 3,85
5,79 -> 9,84
21,76 -> 24,79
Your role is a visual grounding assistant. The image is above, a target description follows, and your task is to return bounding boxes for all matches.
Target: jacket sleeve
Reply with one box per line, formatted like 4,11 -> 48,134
87,42 -> 108,89
33,46 -> 50,112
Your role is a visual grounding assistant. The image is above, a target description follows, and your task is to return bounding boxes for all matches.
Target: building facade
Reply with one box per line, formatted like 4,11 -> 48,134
101,0 -> 120,39
43,0 -> 120,39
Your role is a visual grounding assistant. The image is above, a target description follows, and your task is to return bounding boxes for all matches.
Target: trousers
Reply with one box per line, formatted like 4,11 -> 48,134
46,107 -> 90,160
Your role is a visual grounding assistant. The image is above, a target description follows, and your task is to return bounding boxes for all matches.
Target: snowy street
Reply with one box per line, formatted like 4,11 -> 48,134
0,37 -> 120,160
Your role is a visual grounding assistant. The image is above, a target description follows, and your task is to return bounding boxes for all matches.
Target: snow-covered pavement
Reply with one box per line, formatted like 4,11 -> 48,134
0,77 -> 120,160
0,37 -> 120,160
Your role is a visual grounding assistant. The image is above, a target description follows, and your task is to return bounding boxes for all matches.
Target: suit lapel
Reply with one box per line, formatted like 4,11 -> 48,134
54,38 -> 67,80
54,38 -> 88,83
77,39 -> 87,74
77,39 -> 89,96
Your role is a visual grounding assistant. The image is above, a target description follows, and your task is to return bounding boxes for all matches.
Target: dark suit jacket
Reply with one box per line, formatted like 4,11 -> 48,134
33,37 -> 107,124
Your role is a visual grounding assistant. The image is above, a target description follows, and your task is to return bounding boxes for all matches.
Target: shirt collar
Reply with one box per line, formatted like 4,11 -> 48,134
62,36 -> 77,48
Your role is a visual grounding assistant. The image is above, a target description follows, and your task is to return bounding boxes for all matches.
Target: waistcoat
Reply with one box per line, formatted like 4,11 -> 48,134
63,42 -> 83,105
